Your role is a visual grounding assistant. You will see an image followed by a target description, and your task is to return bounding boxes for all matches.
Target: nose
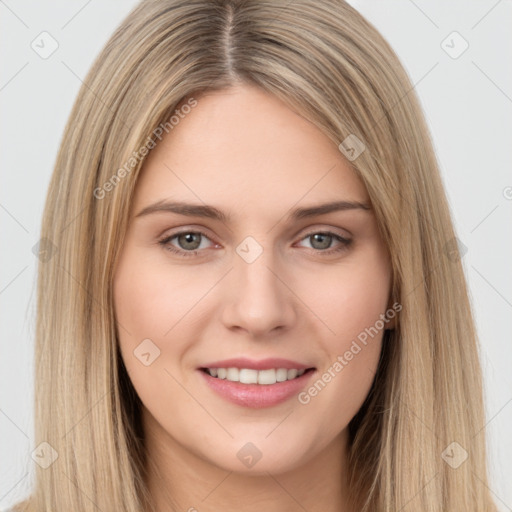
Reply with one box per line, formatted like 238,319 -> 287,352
220,246 -> 298,338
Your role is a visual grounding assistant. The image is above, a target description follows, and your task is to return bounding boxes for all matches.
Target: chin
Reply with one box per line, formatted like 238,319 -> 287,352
197,431 -> 320,475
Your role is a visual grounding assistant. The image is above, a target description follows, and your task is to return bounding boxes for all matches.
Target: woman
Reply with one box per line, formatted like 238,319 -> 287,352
12,0 -> 497,510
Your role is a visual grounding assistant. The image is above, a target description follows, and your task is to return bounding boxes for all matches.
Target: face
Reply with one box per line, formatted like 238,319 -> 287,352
113,83 -> 394,476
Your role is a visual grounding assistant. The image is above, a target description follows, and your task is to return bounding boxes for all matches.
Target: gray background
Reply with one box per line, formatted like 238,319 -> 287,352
1,0 -> 511,509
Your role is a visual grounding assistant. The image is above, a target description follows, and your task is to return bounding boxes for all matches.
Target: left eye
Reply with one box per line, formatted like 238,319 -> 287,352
158,230 -> 351,257
296,232 -> 352,253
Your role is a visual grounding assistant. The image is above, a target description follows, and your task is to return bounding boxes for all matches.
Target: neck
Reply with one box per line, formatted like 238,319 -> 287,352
142,409 -> 356,512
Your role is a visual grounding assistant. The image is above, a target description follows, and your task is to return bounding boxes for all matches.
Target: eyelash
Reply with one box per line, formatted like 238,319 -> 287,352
157,229 -> 352,258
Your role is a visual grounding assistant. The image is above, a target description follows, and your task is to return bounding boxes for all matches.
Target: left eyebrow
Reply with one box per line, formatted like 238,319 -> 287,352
134,199 -> 371,222
287,200 -> 372,220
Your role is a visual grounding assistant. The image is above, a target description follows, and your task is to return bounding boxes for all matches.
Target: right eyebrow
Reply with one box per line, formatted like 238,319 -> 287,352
135,200 -> 229,222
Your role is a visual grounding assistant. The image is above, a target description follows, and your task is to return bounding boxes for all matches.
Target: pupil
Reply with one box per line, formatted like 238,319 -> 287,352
179,233 -> 200,250
311,233 -> 331,250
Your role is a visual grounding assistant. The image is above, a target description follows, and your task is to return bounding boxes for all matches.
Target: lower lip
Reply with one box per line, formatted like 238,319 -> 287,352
198,369 -> 316,409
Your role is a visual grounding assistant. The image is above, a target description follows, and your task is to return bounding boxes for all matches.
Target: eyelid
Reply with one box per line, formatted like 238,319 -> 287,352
156,223 -> 217,239
297,224 -> 351,239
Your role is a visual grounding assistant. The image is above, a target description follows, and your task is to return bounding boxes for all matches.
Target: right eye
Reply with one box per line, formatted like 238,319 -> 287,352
158,230 -> 218,258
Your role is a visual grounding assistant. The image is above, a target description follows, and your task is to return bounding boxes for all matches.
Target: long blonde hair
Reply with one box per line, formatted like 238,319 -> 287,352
15,0 -> 496,510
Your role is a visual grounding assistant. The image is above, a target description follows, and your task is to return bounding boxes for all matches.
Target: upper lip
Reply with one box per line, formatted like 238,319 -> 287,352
199,357 -> 314,371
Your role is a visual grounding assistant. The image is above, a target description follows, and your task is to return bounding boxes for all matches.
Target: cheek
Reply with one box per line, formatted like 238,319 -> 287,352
113,251 -> 188,393
113,251 -> 208,342
296,247 -> 390,422
113,249 -> 223,402
304,245 -> 391,349
113,252 -> 197,414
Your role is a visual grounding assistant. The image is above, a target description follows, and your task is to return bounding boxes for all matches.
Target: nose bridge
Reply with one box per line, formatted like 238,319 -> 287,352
221,237 -> 296,335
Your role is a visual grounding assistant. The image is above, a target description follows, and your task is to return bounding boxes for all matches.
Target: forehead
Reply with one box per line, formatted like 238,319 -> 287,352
132,84 -> 369,216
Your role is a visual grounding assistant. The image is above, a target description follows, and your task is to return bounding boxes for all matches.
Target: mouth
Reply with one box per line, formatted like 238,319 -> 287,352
197,358 -> 317,408
199,367 -> 315,385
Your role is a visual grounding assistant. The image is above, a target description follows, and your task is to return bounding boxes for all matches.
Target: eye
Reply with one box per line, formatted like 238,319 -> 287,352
158,229 -> 352,258
296,231 -> 352,254
158,230 -> 216,258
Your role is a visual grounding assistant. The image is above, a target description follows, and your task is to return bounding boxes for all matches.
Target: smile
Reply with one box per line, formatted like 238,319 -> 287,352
197,358 -> 316,408
202,367 -> 310,385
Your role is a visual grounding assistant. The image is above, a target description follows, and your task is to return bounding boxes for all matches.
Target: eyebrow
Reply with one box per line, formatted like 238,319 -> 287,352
134,199 -> 371,222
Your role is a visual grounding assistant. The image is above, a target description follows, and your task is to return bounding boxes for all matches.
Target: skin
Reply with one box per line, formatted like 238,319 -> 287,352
113,83 -> 394,512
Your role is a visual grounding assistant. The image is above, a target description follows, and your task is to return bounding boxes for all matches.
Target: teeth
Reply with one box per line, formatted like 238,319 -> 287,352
287,369 -> 298,380
206,367 -> 308,384
276,368 -> 288,382
239,368 -> 258,384
226,367 -> 239,381
258,369 -> 276,385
